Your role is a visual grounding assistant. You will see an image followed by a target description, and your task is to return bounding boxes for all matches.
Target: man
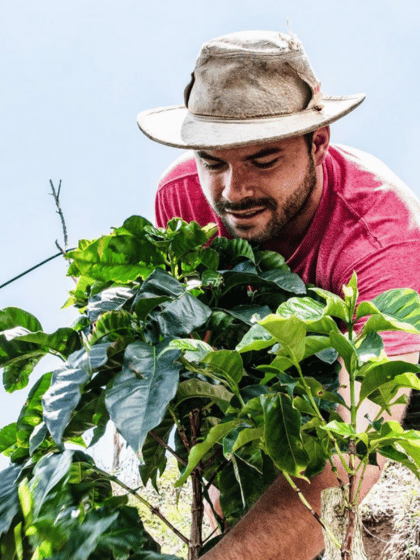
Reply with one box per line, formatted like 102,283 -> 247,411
137,31 -> 420,559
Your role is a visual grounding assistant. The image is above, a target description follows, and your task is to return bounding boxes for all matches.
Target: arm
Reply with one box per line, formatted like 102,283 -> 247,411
200,351 -> 419,560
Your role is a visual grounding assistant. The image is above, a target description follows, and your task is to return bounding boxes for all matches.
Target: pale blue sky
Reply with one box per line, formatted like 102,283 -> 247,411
1,0 -> 419,467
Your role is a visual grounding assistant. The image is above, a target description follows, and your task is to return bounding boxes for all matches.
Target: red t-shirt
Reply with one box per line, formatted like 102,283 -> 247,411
155,145 -> 420,355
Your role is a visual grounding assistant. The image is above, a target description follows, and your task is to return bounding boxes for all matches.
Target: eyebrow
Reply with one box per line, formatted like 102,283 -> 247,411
196,146 -> 284,163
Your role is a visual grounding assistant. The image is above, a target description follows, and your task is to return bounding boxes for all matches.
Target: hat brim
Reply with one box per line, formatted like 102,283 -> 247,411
137,94 -> 365,150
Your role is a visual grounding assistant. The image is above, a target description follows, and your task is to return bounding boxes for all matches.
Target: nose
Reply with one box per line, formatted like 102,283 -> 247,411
221,165 -> 255,203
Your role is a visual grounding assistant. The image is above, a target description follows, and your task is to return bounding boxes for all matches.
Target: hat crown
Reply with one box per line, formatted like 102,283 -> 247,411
185,30 -> 323,120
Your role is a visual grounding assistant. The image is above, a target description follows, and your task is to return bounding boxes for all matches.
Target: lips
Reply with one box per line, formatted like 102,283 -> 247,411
225,207 -> 267,220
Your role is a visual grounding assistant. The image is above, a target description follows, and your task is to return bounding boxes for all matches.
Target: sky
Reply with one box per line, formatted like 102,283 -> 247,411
1,0 -> 419,468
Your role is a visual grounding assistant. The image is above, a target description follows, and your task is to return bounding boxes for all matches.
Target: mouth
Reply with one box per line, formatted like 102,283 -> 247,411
225,207 -> 267,221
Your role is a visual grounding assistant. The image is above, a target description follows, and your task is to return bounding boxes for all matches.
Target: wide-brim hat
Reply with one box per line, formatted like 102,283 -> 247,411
137,30 -> 365,150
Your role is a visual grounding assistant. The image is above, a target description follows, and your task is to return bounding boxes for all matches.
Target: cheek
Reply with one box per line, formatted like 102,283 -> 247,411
197,171 -> 222,204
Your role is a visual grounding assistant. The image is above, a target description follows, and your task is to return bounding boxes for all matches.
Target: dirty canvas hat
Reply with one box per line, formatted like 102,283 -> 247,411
137,30 -> 365,150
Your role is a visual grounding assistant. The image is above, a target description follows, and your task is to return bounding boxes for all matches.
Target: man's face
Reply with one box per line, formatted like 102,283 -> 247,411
194,135 -> 317,243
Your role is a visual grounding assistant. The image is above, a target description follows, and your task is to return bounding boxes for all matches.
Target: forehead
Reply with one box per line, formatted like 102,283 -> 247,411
196,135 -> 306,161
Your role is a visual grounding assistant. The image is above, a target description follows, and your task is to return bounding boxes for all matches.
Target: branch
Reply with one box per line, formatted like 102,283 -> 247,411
50,179 -> 68,253
149,429 -> 187,466
93,467 -> 190,545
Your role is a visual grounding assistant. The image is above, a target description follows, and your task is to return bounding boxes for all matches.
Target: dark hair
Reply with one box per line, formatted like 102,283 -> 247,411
303,131 -> 314,155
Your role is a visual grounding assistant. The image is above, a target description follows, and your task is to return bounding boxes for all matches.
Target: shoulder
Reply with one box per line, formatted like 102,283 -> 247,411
157,151 -> 198,190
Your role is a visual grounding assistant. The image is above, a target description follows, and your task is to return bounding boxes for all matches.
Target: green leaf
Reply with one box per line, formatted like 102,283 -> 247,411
222,426 -> 264,459
275,297 -> 339,334
355,332 -> 384,365
0,423 -> 17,454
0,464 -> 21,537
137,268 -> 184,299
89,309 -> 134,345
134,296 -> 170,322
357,289 -> 420,335
225,305 -> 272,326
29,422 -> 48,455
167,338 -> 213,362
309,288 -> 349,322
117,215 -> 153,237
303,336 -> 335,360
322,420 -> 356,438
176,379 -> 234,413
157,293 -> 212,337
302,433 -> 329,478
2,353 -> 44,393
96,505 -> 161,560
202,350 -> 245,387
0,307 -> 42,333
29,450 -> 73,516
260,269 -> 306,294
358,360 -> 420,404
43,345 -> 110,444
257,315 -> 306,361
17,328 -> 81,358
256,250 -> 288,271
236,323 -> 276,353
86,286 -> 135,322
328,331 -> 356,374
139,413 -> 174,490
261,393 -> 309,478
175,419 -> 244,486
67,234 -> 163,283
216,238 -> 255,263
105,341 -> 181,453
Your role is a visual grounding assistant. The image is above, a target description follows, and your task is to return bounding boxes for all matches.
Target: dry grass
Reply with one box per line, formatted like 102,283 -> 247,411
361,461 -> 420,559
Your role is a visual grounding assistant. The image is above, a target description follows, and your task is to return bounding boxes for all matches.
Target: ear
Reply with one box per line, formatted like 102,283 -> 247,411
311,126 -> 330,166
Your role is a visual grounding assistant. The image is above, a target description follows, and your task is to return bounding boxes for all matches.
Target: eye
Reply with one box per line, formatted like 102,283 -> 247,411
200,159 -> 225,171
252,157 -> 280,169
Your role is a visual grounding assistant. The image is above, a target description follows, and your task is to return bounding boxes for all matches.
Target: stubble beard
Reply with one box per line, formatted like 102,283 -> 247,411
215,156 -> 317,243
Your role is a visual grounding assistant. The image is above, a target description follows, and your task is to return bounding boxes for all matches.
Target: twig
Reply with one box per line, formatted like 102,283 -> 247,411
283,472 -> 342,550
93,466 -> 189,545
50,179 -> 68,252
149,429 -> 187,466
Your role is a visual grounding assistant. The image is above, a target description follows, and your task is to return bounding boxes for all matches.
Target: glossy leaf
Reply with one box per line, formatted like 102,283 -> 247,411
310,287 -> 349,322
222,426 -> 264,459
0,307 -> 42,333
105,341 -> 181,453
258,315 -> 306,361
261,393 -> 309,478
175,379 -> 234,412
175,419 -> 244,486
67,234 -> 162,283
43,345 -> 110,444
157,292 -> 212,338
139,412 -> 174,490
355,332 -> 384,365
225,304 -> 272,326
89,310 -> 133,345
357,288 -> 420,335
202,350 -> 245,387
275,297 -> 339,334
86,286 -> 135,322
29,450 -> 73,515
167,338 -> 213,362
235,323 -> 276,353
358,360 -> 420,404
329,331 -> 356,374
0,464 -> 21,536
0,423 -> 17,455
260,269 -> 306,294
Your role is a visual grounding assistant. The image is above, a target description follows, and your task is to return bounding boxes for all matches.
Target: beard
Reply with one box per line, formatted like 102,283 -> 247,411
214,156 -> 317,243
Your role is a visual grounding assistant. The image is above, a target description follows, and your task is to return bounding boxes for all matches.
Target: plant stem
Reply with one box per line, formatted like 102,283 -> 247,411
93,467 -> 189,545
189,408 -> 204,560
149,429 -> 187,466
282,472 -> 342,551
